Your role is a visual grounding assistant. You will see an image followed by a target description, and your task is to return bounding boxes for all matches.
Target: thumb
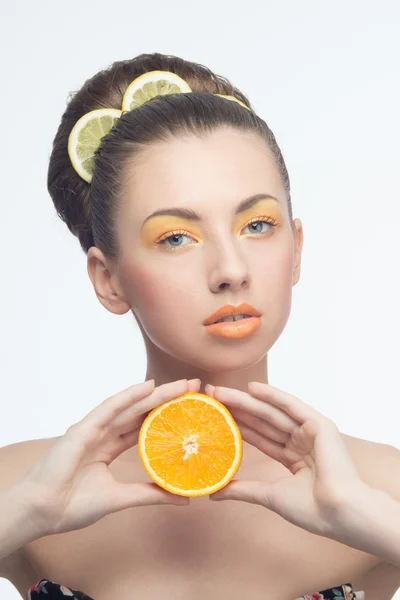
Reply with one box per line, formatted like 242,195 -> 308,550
113,481 -> 190,511
210,479 -> 268,507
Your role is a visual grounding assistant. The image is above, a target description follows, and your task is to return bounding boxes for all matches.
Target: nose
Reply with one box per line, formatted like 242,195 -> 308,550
208,239 -> 250,293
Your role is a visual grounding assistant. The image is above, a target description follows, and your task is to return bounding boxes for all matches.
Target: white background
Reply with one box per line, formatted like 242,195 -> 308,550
1,0 -> 399,597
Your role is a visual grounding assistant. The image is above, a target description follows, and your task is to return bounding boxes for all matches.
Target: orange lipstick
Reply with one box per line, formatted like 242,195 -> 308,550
203,302 -> 262,339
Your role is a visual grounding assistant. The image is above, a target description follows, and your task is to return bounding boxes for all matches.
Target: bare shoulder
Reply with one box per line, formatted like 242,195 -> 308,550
341,432 -> 399,491
0,437 -> 59,583
0,436 -> 60,489
342,433 -> 400,596
341,433 -> 400,512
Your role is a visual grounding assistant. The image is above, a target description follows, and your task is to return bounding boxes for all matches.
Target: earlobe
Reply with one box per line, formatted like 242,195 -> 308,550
103,293 -> 131,315
292,259 -> 301,286
86,248 -> 131,315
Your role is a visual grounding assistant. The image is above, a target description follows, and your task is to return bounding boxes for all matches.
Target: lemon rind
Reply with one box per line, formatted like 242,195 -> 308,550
121,70 -> 192,113
68,108 -> 122,182
214,94 -> 251,111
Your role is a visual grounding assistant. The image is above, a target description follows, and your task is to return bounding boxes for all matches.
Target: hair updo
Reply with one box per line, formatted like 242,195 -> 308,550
47,52 -> 292,258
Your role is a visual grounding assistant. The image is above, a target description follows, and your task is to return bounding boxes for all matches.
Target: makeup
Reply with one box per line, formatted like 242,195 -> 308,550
139,195 -> 283,249
204,316 -> 261,339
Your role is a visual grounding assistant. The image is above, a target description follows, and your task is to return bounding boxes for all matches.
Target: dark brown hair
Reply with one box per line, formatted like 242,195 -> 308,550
48,52 -> 292,258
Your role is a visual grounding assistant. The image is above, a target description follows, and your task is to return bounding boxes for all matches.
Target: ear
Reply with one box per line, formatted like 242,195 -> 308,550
292,218 -> 304,287
87,247 -> 131,315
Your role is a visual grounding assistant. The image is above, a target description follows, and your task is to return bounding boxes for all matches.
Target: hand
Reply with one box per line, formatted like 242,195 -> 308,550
205,381 -> 363,538
21,378 -> 201,536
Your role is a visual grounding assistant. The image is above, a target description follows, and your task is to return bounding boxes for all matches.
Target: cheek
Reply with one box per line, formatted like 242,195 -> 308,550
121,259 -> 201,355
258,237 -> 295,332
120,259 -> 189,323
265,238 -> 294,324
261,240 -> 294,287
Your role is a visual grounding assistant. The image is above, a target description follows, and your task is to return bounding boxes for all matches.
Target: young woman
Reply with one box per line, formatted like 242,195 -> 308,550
1,51 -> 400,600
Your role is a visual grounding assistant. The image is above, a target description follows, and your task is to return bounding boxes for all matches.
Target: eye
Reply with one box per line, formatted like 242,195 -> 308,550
155,217 -> 278,251
155,229 -> 196,250
242,216 -> 278,237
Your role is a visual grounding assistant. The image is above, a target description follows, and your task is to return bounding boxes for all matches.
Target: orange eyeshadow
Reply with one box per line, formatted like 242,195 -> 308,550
140,198 -> 283,247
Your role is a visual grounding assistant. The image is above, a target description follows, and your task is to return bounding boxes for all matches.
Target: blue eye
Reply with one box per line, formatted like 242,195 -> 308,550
156,218 -> 278,250
243,220 -> 271,236
156,230 -> 196,250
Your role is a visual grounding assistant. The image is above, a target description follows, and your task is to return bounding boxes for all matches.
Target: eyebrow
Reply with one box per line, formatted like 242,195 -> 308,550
142,193 -> 280,226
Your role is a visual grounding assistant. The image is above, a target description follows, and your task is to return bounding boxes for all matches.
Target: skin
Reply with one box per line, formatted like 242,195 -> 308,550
11,126 -> 400,597
86,125 -> 304,464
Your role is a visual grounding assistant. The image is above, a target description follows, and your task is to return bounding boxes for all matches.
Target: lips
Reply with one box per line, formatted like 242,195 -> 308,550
203,302 -> 261,326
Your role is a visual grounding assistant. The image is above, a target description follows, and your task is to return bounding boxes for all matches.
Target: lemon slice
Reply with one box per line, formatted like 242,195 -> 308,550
121,70 -> 192,112
68,108 -> 122,183
214,94 -> 251,110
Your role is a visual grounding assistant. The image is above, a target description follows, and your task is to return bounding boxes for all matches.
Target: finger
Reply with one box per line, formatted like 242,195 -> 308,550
113,481 -> 190,510
238,418 -> 313,473
187,378 -> 202,393
67,379 -> 195,458
232,419 -> 291,467
310,419 -> 360,483
112,425 -> 142,455
102,378 -> 201,457
128,378 -> 198,419
248,381 -> 323,425
109,378 -> 200,432
139,378 -> 201,420
80,379 -> 157,432
93,378 -> 200,434
211,385 -> 298,433
205,384 -> 215,398
228,407 -> 290,444
209,479 -> 268,507
44,381 -> 201,484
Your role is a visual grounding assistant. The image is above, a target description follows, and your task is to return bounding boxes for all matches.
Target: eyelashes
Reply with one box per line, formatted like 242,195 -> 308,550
155,216 -> 279,251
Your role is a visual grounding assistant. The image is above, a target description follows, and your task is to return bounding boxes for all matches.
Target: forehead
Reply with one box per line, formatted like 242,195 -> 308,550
119,127 -> 287,225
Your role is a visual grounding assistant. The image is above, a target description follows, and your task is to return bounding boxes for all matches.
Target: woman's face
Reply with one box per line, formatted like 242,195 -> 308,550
111,126 -> 303,372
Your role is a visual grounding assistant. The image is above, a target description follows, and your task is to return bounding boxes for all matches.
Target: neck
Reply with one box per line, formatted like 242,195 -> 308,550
143,338 -> 269,396
139,329 -> 271,467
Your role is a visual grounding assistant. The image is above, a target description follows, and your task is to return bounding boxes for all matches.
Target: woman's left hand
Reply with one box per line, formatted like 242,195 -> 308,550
205,381 -> 365,539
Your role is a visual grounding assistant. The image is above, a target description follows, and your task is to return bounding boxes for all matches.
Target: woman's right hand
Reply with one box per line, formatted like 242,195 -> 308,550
19,378 -> 201,537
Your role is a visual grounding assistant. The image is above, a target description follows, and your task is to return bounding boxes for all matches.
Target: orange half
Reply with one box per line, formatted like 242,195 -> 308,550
138,392 -> 243,497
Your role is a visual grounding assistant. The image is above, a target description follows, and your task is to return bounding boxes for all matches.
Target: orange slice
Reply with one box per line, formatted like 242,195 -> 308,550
138,392 -> 243,497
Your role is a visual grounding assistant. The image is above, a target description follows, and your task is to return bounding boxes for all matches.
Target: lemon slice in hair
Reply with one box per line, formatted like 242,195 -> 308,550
121,70 -> 192,112
68,108 -> 122,183
214,94 -> 251,110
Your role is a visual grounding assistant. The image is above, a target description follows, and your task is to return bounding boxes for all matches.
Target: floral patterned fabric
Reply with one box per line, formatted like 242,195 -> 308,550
27,578 -> 365,599
27,579 -> 94,599
294,583 -> 365,599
